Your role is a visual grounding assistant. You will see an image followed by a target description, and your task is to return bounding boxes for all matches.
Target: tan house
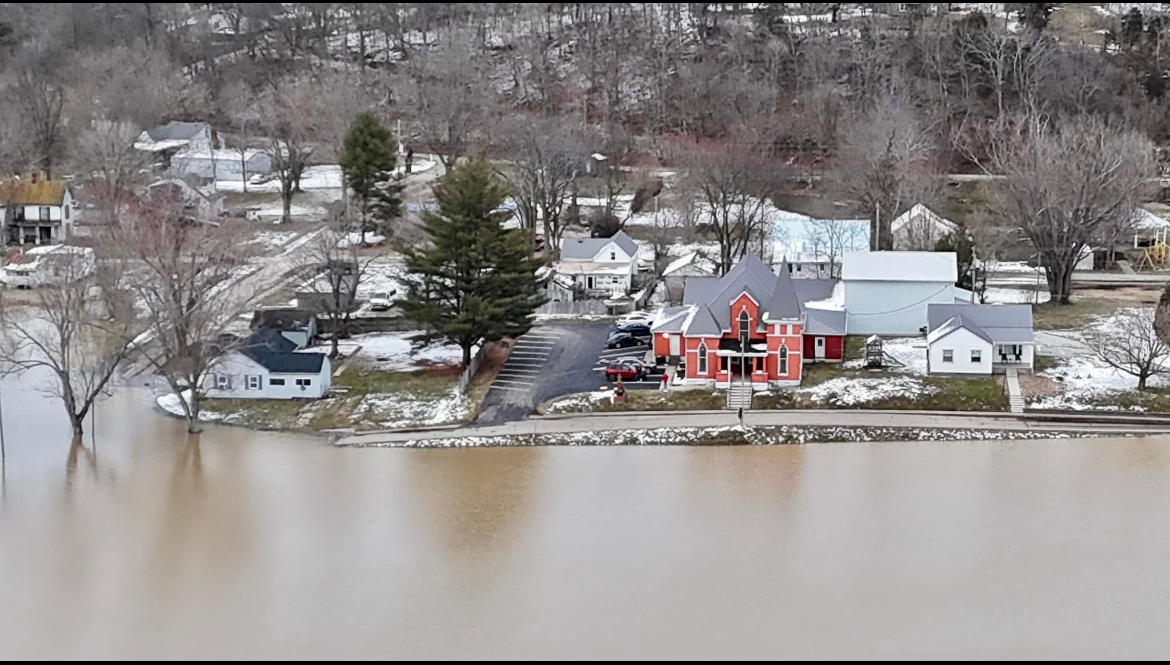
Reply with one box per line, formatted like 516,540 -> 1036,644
0,176 -> 77,246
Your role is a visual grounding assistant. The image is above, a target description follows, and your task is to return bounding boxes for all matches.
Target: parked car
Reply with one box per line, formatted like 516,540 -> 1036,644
617,311 -> 653,327
606,332 -> 643,349
616,322 -> 652,337
369,291 -> 395,311
605,361 -> 650,382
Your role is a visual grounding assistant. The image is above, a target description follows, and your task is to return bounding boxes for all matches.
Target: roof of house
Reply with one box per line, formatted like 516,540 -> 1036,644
656,254 -> 805,338
927,303 -> 1034,344
146,121 -> 209,142
560,230 -> 639,261
764,261 -> 803,321
805,307 -> 847,335
148,178 -> 221,204
662,251 -> 717,277
1132,208 -> 1170,231
240,328 -> 326,374
0,179 -> 69,206
890,204 -> 959,235
842,251 -> 958,283
250,308 -> 316,332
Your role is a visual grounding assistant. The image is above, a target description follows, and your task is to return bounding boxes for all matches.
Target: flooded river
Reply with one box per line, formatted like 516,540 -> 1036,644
2,370 -> 1170,658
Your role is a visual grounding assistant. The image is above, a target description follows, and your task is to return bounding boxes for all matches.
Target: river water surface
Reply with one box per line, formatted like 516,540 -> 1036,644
2,369 -> 1170,659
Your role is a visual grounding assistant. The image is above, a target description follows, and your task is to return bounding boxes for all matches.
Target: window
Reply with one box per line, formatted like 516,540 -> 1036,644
63,206 -> 69,220
270,378 -> 286,387
609,251 -> 616,261
295,378 -> 313,387
778,345 -> 788,375
787,263 -> 793,274
738,310 -> 751,348
215,374 -> 230,389
943,349 -> 954,363
697,342 -> 708,375
795,264 -> 802,272
587,276 -> 595,290
971,349 -> 982,363
246,375 -> 261,390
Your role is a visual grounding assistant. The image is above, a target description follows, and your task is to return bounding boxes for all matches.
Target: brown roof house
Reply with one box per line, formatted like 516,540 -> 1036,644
0,174 -> 77,246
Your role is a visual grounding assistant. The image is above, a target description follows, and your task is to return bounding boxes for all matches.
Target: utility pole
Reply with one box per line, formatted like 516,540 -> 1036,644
874,202 -> 881,251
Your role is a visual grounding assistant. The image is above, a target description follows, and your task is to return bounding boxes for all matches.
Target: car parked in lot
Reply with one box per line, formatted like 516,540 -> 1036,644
617,310 -> 653,327
369,291 -> 395,311
606,331 -> 643,349
605,360 -> 651,382
616,322 -> 652,337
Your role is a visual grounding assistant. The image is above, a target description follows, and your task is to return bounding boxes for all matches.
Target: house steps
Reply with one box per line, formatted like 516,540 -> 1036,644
1006,368 -> 1025,415
726,383 -> 754,410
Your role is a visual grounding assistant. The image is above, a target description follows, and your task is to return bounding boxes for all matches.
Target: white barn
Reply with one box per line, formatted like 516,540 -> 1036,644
206,328 -> 331,400
843,251 -> 966,335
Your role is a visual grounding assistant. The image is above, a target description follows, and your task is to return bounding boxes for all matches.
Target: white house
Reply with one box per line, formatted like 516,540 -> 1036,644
926,303 -> 1034,375
890,204 -> 960,250
0,245 -> 95,288
843,251 -> 967,335
148,178 -> 225,219
250,308 -> 318,349
206,328 -> 331,400
0,177 -> 77,246
557,230 -> 640,298
136,121 -> 216,154
172,148 -> 273,180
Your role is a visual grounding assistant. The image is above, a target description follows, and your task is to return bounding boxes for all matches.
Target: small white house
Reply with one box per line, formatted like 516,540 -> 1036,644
172,148 -> 273,180
0,245 -> 95,288
0,177 -> 77,246
557,230 -> 640,298
136,121 -> 216,154
205,328 -> 331,400
843,251 -> 966,336
926,303 -> 1034,375
891,204 -> 959,251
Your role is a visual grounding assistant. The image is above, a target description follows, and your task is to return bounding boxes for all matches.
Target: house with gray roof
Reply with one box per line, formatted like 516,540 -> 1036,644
205,327 -> 332,400
926,303 -> 1035,375
555,230 -> 640,298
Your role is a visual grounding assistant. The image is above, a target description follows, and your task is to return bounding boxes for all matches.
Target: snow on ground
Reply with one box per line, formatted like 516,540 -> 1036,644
337,232 -> 386,248
347,331 -> 466,371
544,391 -> 614,414
157,391 -> 226,422
244,231 -> 299,253
253,203 -> 327,220
843,337 -> 929,375
983,286 -> 1050,304
350,387 -> 469,429
799,376 -> 937,407
216,165 -> 344,194
356,258 -> 407,299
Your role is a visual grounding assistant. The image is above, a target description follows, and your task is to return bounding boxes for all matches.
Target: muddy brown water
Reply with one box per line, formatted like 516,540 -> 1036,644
2,367 -> 1170,659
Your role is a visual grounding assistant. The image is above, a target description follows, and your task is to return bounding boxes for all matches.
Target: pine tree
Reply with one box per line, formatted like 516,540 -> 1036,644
339,111 -> 403,244
399,157 -> 547,367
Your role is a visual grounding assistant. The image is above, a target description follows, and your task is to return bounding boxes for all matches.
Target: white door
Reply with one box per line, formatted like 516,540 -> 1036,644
669,334 -> 681,357
815,337 -> 826,359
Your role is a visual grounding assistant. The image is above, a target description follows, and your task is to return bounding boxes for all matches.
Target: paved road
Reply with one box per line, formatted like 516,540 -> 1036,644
339,409 -> 1170,446
474,322 -> 661,425
991,269 -> 1170,288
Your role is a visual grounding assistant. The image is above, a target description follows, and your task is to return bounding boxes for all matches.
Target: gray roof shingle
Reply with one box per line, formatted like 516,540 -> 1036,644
240,328 -> 326,374
927,304 -> 1033,344
146,121 -> 209,142
560,230 -> 638,260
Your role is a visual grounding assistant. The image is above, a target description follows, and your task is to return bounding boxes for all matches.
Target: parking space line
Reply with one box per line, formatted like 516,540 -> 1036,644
489,385 -> 530,393
521,334 -> 562,340
498,371 -> 539,378
513,341 -> 556,348
509,351 -> 549,356
493,379 -> 535,387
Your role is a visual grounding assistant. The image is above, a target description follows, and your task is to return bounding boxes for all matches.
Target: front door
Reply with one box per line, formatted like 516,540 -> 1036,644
38,226 -> 52,244
815,337 -> 826,359
669,334 -> 681,357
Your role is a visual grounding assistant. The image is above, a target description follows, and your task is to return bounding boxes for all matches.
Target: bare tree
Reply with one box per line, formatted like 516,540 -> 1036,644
220,81 -> 261,193
0,248 -> 139,438
300,220 -> 377,358
980,114 -> 1156,304
409,39 -> 493,168
16,72 -> 66,178
75,119 -> 150,224
680,143 -> 774,275
835,95 -> 941,251
499,117 -> 588,259
1091,308 -> 1170,391
806,218 -> 864,278
113,202 -> 262,432
261,82 -> 316,224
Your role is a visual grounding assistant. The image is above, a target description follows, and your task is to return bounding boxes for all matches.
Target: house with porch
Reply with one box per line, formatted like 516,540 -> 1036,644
557,230 -> 640,298
925,303 -> 1034,375
0,176 -> 77,246
206,327 -> 331,400
650,255 -> 810,390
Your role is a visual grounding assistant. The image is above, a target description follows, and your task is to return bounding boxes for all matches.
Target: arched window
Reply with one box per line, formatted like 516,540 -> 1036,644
697,342 -> 708,375
738,310 -> 751,348
778,344 -> 788,375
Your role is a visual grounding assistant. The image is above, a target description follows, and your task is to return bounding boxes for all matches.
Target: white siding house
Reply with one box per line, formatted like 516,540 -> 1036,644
843,252 -> 964,336
205,328 -> 331,400
927,325 -> 992,375
926,304 -> 1035,376
557,231 -> 640,298
0,178 -> 77,246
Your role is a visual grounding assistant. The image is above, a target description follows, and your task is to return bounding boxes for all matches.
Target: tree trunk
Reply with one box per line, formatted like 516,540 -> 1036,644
462,343 -> 473,368
330,334 -> 340,359
281,187 -> 292,225
187,391 -> 203,434
1139,372 -> 1148,391
69,412 -> 84,438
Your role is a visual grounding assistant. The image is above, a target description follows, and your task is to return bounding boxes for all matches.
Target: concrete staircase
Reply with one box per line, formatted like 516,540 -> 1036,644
726,382 -> 754,410
1006,368 -> 1025,414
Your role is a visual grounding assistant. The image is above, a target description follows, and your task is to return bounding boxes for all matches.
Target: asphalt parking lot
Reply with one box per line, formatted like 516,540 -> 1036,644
474,321 -> 662,425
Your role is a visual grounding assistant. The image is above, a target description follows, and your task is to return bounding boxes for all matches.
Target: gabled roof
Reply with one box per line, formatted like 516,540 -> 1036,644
842,251 -> 958,283
146,121 -> 209,142
662,251 -> 717,277
0,179 -> 69,206
560,230 -> 639,261
764,261 -> 802,321
239,328 -> 326,374
805,308 -> 846,335
683,303 -> 722,337
927,303 -> 1033,344
250,308 -> 315,333
890,204 -> 958,235
651,306 -> 691,334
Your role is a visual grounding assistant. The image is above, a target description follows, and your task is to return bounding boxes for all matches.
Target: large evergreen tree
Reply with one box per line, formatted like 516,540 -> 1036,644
339,111 -> 403,243
399,157 -> 547,367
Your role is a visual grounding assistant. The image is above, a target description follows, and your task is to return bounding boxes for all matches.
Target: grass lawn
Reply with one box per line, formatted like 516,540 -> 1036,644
1032,298 -> 1124,331
1034,355 -> 1060,373
541,388 -> 726,414
1082,389 -> 1170,413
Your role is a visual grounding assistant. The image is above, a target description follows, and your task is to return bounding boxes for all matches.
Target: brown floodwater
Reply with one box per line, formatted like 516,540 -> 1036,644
2,368 -> 1170,659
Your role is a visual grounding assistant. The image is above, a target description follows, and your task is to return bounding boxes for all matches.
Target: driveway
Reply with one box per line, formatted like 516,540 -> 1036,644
474,321 -> 661,425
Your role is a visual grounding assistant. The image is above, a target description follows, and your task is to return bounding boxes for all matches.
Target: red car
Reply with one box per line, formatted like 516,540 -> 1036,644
605,361 -> 650,382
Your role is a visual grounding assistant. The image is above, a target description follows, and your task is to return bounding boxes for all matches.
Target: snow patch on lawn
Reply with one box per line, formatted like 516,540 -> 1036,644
244,231 -> 299,253
843,337 -> 928,375
156,391 -> 227,422
352,387 -> 469,428
544,391 -> 614,413
800,376 -> 937,407
984,286 -> 1050,304
348,331 -> 467,371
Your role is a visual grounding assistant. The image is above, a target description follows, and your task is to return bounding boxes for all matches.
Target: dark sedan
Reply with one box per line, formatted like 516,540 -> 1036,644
606,332 -> 644,349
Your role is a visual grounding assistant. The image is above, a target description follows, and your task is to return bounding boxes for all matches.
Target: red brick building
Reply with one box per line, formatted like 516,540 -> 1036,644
651,255 -> 845,390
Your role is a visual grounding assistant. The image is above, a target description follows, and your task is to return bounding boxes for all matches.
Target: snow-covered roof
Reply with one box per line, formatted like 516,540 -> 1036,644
662,251 -> 716,277
1132,208 -> 1170,230
890,204 -> 958,235
134,138 -> 193,153
842,251 -> 958,283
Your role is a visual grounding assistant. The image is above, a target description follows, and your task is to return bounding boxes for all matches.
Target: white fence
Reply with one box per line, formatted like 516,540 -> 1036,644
456,344 -> 487,394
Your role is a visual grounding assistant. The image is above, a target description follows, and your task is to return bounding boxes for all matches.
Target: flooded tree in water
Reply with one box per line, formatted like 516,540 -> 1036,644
0,247 -> 140,438
112,200 -> 262,433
